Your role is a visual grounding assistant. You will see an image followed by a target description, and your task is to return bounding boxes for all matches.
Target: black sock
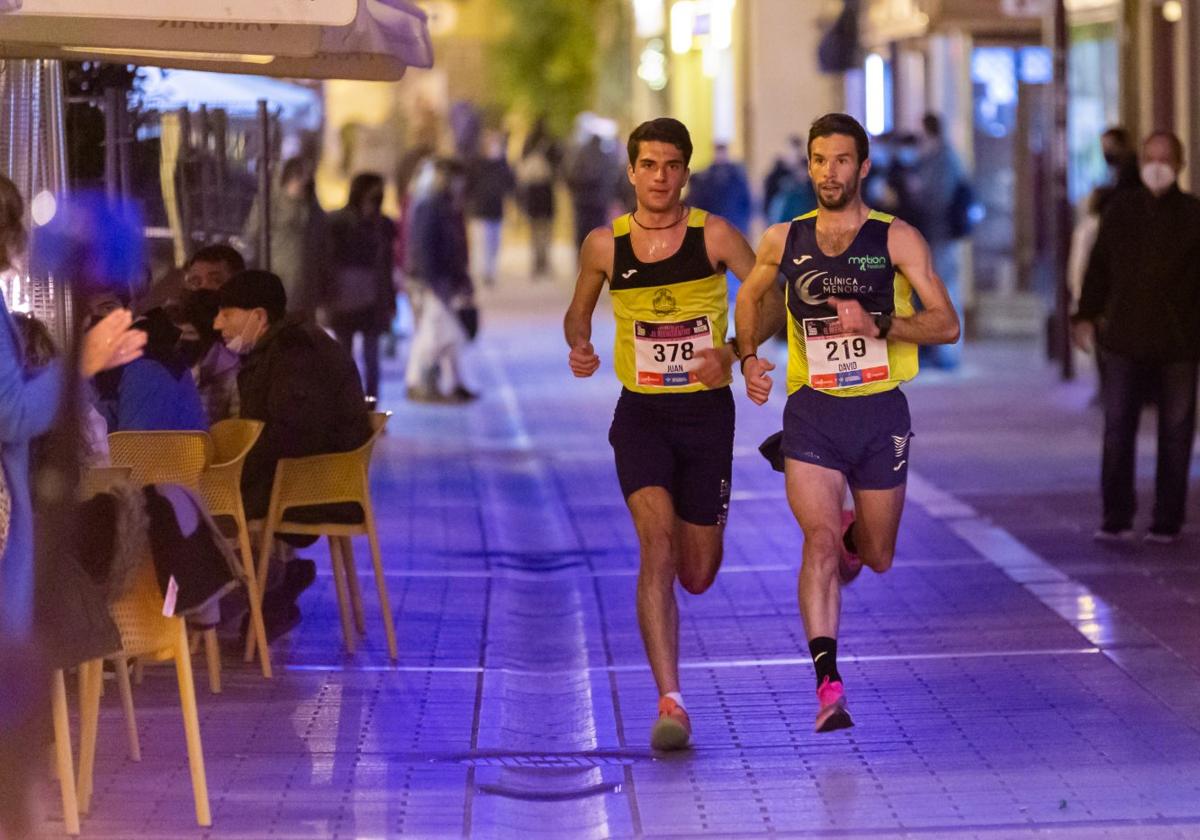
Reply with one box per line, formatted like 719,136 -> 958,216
842,521 -> 858,555
809,637 -> 841,687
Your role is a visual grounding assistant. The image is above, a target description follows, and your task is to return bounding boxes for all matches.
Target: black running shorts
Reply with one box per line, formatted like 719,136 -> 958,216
782,385 -> 912,490
608,386 -> 735,526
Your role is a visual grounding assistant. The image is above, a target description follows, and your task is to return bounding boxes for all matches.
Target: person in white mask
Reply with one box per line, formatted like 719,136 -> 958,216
214,270 -> 374,640
1072,130 -> 1200,545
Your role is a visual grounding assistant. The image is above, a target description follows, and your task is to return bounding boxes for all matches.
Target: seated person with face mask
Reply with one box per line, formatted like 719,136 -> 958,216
214,270 -> 374,635
173,288 -> 242,425
93,302 -> 208,433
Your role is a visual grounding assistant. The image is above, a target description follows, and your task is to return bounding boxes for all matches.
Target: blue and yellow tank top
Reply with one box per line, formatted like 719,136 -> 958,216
781,209 -> 917,397
609,208 -> 729,394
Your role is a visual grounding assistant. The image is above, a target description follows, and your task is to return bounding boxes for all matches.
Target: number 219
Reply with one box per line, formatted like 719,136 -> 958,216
825,338 -> 867,361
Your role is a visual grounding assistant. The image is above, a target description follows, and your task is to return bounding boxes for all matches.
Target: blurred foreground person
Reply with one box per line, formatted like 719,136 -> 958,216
327,173 -> 397,401
736,114 -> 959,734
405,158 -> 477,403
564,118 -> 785,751
0,175 -> 147,839
1072,131 -> 1200,544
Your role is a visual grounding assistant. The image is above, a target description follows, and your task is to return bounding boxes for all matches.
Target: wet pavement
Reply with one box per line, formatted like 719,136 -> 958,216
40,264 -> 1200,838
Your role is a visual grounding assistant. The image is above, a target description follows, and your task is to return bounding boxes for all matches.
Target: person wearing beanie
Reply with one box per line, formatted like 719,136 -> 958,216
214,270 -> 374,639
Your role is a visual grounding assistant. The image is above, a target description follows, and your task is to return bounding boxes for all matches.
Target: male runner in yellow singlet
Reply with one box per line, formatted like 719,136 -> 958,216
564,117 -> 784,751
736,113 -> 959,733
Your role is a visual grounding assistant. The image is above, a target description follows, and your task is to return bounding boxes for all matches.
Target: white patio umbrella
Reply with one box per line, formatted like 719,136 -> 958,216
0,0 -> 432,81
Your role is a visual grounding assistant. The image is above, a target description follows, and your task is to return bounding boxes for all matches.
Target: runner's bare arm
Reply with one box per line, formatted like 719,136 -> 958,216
691,214 -> 757,386
563,227 -> 614,378
834,220 -> 960,344
733,223 -> 790,405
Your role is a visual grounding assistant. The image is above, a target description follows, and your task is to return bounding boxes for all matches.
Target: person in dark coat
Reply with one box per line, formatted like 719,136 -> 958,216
1072,130 -> 1200,544
405,158 -> 477,403
215,270 -> 372,521
687,143 -> 752,234
566,134 -> 617,250
517,117 -> 561,278
215,270 -> 373,635
325,172 -> 397,400
465,130 -> 513,287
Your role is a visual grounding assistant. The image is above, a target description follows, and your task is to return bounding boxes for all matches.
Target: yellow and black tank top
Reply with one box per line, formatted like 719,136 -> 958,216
781,209 -> 918,397
609,208 -> 729,394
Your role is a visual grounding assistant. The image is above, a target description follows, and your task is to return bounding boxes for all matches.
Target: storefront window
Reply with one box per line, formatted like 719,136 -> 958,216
1068,22 -> 1119,205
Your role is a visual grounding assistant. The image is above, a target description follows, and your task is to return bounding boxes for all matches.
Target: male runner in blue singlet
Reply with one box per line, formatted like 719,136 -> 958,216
564,118 -> 785,751
735,114 -> 960,732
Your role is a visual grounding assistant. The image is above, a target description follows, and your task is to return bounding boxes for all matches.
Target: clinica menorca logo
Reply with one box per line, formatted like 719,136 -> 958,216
847,254 -> 887,270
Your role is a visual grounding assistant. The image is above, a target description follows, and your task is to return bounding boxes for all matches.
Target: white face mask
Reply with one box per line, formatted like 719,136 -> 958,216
224,313 -> 264,355
1140,162 -> 1176,196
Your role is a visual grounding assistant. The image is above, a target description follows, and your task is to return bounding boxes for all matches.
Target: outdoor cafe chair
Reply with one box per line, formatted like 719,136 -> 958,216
252,412 -> 398,660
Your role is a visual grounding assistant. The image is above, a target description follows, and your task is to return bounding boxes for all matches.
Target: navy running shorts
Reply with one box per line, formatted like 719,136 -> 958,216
782,386 -> 912,490
608,386 -> 735,526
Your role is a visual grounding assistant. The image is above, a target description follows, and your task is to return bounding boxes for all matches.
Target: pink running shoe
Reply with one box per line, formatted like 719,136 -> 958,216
814,677 -> 854,733
650,696 -> 693,751
838,510 -> 863,585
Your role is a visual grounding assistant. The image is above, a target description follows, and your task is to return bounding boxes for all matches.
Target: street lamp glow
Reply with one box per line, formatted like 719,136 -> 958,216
633,0 -> 666,38
710,0 -> 735,51
670,1 -> 696,54
30,191 -> 57,227
865,53 -> 886,136
1162,0 -> 1182,22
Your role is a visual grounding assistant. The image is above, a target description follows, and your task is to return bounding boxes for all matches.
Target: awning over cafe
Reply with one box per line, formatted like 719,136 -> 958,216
0,0 -> 432,81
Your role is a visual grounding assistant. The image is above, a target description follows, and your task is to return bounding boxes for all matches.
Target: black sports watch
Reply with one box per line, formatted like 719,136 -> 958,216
874,313 -> 893,339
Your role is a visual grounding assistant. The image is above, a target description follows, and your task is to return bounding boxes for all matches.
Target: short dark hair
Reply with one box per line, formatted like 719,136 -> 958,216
186,243 -> 245,274
808,113 -> 870,164
922,112 -> 943,138
348,172 -> 386,211
1101,126 -> 1132,152
280,157 -> 309,184
627,118 -> 693,167
217,269 -> 288,323
1143,130 -> 1185,166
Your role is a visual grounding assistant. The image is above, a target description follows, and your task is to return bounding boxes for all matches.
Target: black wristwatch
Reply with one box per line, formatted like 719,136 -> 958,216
874,313 -> 893,339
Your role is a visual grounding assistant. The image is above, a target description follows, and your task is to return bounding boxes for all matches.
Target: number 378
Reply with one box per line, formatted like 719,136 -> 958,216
825,338 -> 867,361
653,342 -> 694,362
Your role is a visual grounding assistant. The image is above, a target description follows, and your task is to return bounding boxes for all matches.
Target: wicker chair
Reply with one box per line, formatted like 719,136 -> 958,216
198,419 -> 271,677
107,430 -> 225,693
253,412 -> 397,659
77,557 -> 211,827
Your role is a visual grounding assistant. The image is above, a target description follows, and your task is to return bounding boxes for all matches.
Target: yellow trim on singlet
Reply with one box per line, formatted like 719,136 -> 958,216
786,210 -> 918,397
609,209 -> 730,394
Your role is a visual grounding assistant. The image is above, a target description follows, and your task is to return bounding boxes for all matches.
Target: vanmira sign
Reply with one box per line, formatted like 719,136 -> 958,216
7,0 -> 356,25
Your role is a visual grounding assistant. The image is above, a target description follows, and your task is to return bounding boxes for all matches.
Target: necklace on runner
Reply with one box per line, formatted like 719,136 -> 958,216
632,206 -> 687,230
